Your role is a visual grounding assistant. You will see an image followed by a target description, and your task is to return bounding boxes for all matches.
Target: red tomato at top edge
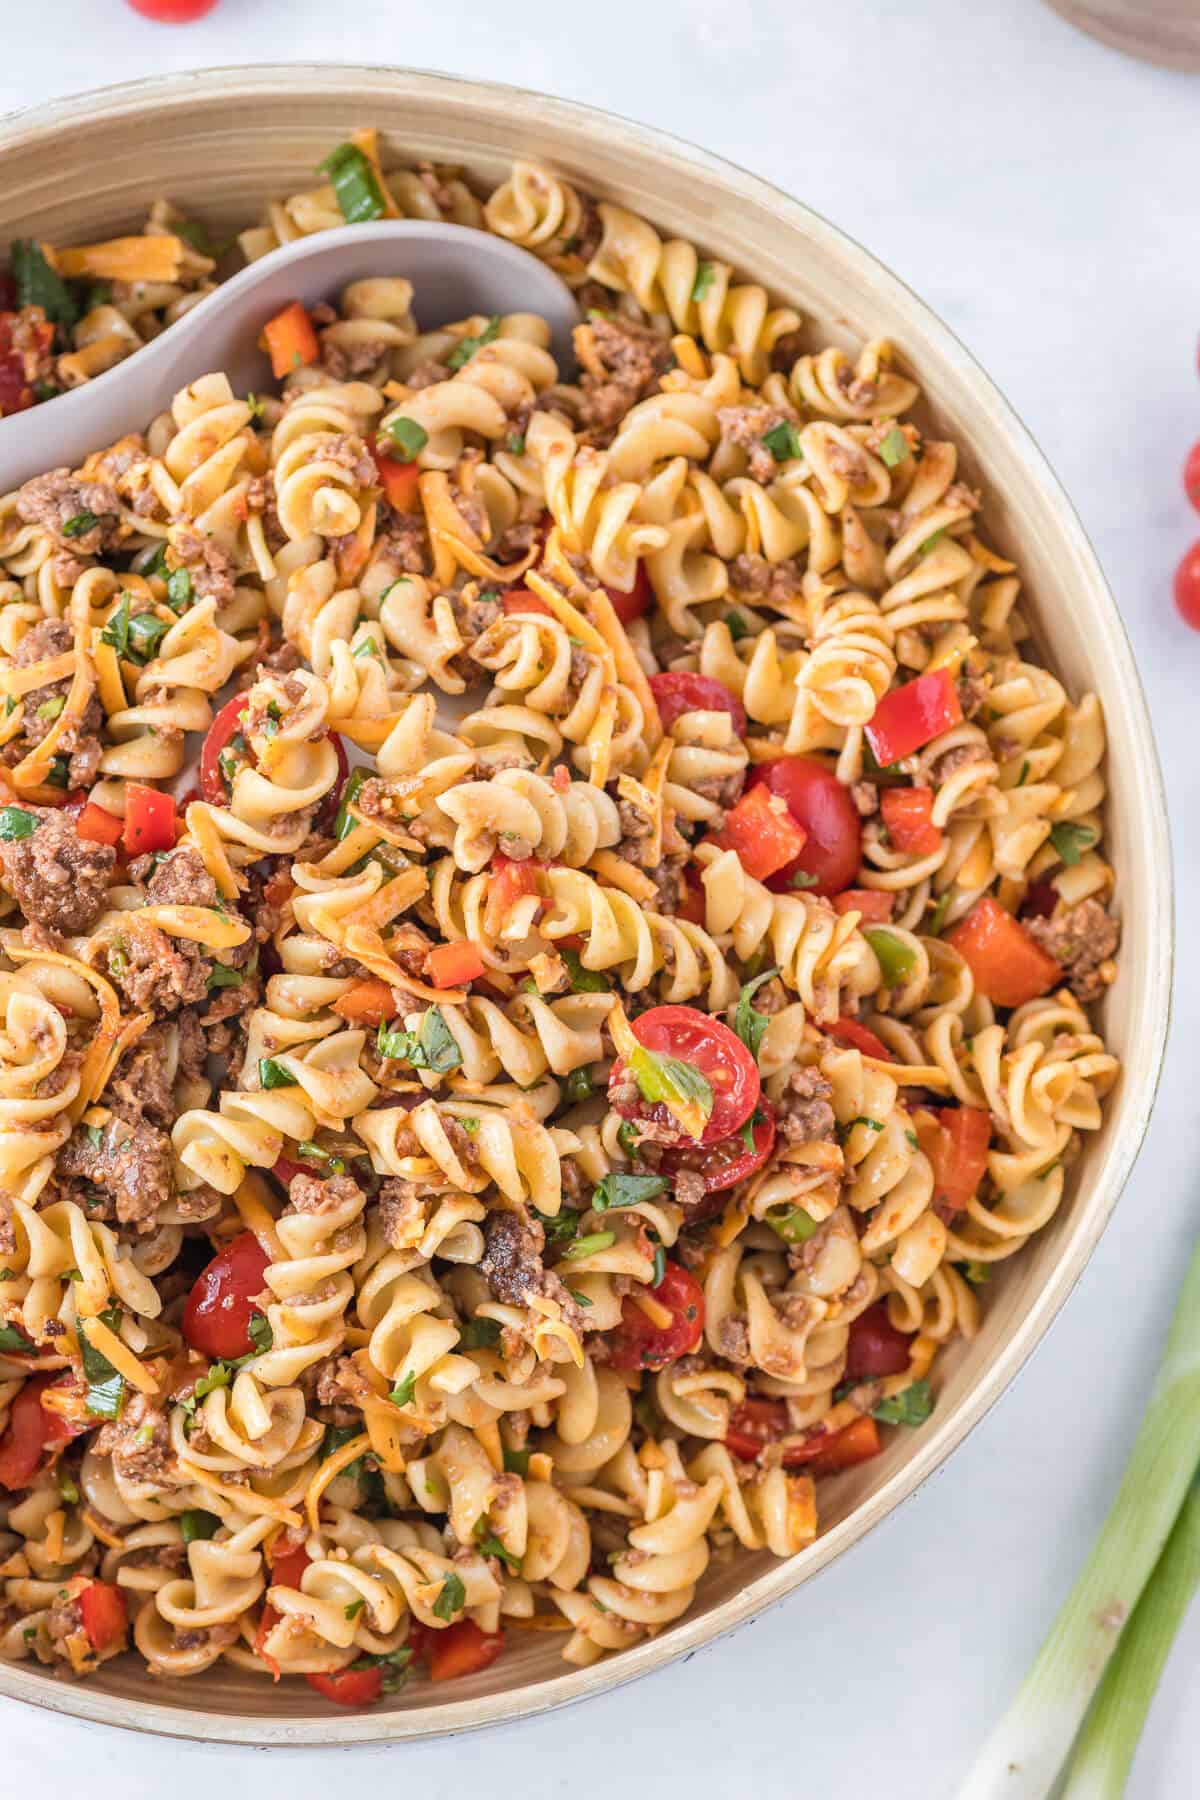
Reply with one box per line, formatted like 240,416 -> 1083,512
648,672 -> 747,737
658,1105 -> 776,1221
1175,541 -> 1200,630
1184,442 -> 1200,513
607,1262 -> 705,1370
126,0 -> 220,18
748,757 -> 862,895
608,1005 -> 760,1148
181,1231 -> 270,1361
604,565 -> 653,625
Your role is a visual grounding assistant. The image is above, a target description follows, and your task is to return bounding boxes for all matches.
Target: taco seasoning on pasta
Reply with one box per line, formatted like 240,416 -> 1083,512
0,136 -> 1119,1701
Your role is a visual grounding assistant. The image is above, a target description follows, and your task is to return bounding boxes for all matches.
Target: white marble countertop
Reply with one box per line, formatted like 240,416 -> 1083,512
2,1 -> 1197,1793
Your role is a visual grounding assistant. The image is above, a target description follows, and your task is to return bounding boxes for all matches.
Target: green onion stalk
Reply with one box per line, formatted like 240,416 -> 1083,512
1057,1477 -> 1200,1798
960,1236 -> 1200,1797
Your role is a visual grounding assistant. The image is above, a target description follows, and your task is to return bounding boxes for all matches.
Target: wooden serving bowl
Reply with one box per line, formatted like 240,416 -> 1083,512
0,65 -> 1172,1746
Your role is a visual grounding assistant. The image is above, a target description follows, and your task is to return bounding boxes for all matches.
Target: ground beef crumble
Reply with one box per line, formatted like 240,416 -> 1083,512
479,1208 -> 587,1333
1025,898 -> 1120,1004
574,316 -> 673,436
0,807 -> 114,934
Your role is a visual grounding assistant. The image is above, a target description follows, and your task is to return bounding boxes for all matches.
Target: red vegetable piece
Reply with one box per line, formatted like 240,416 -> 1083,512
0,1373 -> 72,1490
845,1302 -> 913,1379
1185,442 -> 1200,513
426,1619 -> 506,1682
122,784 -> 176,856
371,442 -> 421,512
864,669 -> 962,766
647,671 -> 747,737
945,896 -> 1061,1009
501,588 -> 554,617
1174,541 -> 1200,629
659,1105 -> 776,1220
604,564 -> 653,626
79,1581 -> 128,1655
306,1667 -> 384,1706
799,1415 -> 883,1476
879,786 -> 942,855
747,757 -> 862,896
925,1105 -> 992,1219
607,1262 -> 705,1371
825,1016 -> 891,1060
126,0 -> 220,16
199,693 -> 247,804
75,801 -> 124,848
426,942 -> 486,988
725,1397 -> 789,1462
711,784 -> 807,882
608,1004 -> 760,1148
181,1231 -> 271,1361
832,887 -> 894,922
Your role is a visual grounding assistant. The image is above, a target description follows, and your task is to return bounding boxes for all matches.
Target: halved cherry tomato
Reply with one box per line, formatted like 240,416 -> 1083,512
845,1302 -> 913,1378
199,693 -> 249,804
501,587 -> 554,617
423,1619 -> 505,1682
865,669 -> 962,766
945,895 -> 1061,1008
331,977 -> 399,1026
181,1231 -> 271,1361
1185,442 -> 1200,513
79,1581 -> 128,1655
604,564 -> 653,626
607,1261 -> 705,1370
306,1666 -> 383,1706
608,1004 -> 760,1148
924,1105 -> 992,1220
825,1016 -> 891,1060
648,672 -> 747,737
426,942 -> 486,987
725,1397 -> 788,1462
75,801 -> 124,848
747,757 -> 862,896
711,784 -> 807,882
659,1106 -> 776,1220
800,1414 -> 882,1476
832,887 -> 893,922
371,441 -> 421,512
1174,542 -> 1200,630
880,786 -> 942,855
126,0 -> 220,18
0,1373 -> 76,1490
122,784 -> 176,856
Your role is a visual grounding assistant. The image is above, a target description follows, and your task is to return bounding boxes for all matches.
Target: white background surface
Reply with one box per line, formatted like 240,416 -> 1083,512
1,1 -> 1197,1793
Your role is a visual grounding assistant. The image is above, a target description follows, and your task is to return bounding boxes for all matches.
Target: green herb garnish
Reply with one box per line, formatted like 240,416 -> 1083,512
384,417 -> 428,462
61,509 -> 102,539
1049,821 -> 1098,866
80,1330 -> 125,1420
180,1509 -> 221,1544
874,1379 -> 933,1427
447,316 -> 500,371
459,1317 -> 502,1351
389,1370 -> 417,1408
561,947 -> 610,993
432,1571 -> 466,1622
563,1231 -> 615,1261
474,1519 -> 522,1573
258,1057 -> 298,1089
765,1206 -> 819,1244
317,142 -> 387,224
762,420 -> 803,463
0,807 -> 38,841
878,425 -> 909,468
593,1172 -> 669,1211
731,967 -> 779,1059
11,239 -> 77,330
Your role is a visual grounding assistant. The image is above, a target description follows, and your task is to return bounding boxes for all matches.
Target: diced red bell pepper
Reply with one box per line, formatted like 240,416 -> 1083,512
800,1415 -> 883,1476
78,1581 -> 128,1656
501,588 -> 554,617
426,942 -> 486,988
425,1619 -> 505,1682
924,1105 -> 992,1219
122,783 -> 177,856
372,442 -> 421,512
604,564 -> 653,625
865,670 -> 962,765
0,1372 -> 76,1490
945,895 -> 1061,1008
825,1015 -> 891,1060
75,801 -> 124,848
711,783 -> 808,882
880,786 -> 942,855
306,1667 -> 383,1706
832,887 -> 894,922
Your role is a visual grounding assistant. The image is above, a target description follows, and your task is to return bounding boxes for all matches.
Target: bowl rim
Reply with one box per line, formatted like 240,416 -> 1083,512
0,60 -> 1174,1748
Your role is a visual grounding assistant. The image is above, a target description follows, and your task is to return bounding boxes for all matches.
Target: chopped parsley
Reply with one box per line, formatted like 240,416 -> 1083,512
731,967 -> 778,1059
877,425 -> 909,467
762,420 -> 803,463
1049,820 -> 1098,866
533,1208 -> 578,1244
0,806 -> 38,841
80,1330 -> 125,1421
375,1006 -> 462,1074
258,1057 -> 298,1089
873,1379 -> 933,1427
389,1370 -> 417,1408
459,1317 -> 501,1352
593,1171 -> 668,1211
61,509 -> 102,539
432,1571 -> 466,1622
247,1312 -> 273,1354
447,316 -> 500,371
165,567 -> 194,613
474,1519 -> 522,1573
180,1509 -> 221,1544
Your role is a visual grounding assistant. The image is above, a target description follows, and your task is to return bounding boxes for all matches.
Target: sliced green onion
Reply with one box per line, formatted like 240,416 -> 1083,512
691,262 -> 716,303
961,1238 -> 1200,1797
762,420 -> 803,463
258,1057 -> 298,1089
766,1205 -> 818,1244
334,766 -> 367,840
384,417 -> 428,462
10,239 -> 77,330
446,317 -> 499,371
61,509 -> 101,539
878,425 -> 909,468
1059,1479 -> 1200,1799
317,143 -> 387,224
563,1231 -> 616,1260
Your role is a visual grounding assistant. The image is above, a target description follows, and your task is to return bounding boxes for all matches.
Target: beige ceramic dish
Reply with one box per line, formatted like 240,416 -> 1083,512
0,64 -> 1172,1746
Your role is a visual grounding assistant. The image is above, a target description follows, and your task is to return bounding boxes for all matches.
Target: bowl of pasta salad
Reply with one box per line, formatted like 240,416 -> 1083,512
0,66 -> 1171,1744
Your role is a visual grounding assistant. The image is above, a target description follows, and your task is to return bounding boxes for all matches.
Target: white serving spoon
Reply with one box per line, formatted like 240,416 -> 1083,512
0,221 -> 580,490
